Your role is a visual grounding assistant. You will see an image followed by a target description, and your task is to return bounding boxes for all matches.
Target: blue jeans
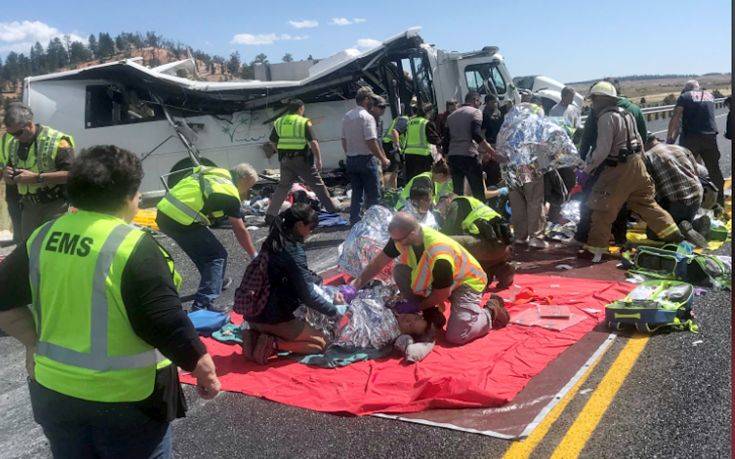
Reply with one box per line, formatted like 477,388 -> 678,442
156,213 -> 227,309
29,379 -> 172,459
346,155 -> 382,224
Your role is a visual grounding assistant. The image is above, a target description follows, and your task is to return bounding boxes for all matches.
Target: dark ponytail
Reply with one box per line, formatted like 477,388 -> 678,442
262,203 -> 318,253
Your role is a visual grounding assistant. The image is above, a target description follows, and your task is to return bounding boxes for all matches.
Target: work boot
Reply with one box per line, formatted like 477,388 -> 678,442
493,262 -> 516,290
485,295 -> 510,329
253,333 -> 277,365
240,329 -> 259,361
679,220 -> 708,248
692,215 -> 711,239
577,247 -> 608,263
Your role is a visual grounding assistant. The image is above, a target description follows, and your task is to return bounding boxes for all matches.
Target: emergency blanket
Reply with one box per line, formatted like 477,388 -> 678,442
180,273 -> 632,415
496,103 -> 581,187
338,206 -> 395,284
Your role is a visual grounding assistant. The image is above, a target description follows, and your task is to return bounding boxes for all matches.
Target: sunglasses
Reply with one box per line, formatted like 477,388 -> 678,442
7,126 -> 26,137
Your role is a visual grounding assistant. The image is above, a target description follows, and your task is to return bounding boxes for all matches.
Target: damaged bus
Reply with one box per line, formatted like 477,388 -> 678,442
22,27 -> 520,197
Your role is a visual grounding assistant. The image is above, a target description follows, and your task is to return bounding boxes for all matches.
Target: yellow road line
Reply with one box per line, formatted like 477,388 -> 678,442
501,343 -> 607,459
550,335 -> 649,458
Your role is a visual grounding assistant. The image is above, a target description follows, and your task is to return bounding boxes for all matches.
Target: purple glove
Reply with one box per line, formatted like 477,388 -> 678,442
338,284 -> 357,304
392,298 -> 421,314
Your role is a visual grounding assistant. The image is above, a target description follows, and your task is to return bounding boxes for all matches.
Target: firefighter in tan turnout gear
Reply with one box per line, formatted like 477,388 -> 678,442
581,81 -> 686,261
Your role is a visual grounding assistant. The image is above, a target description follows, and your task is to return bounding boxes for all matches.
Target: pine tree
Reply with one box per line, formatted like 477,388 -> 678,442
282,53 -> 293,63
145,31 -> 160,48
97,33 -> 116,58
69,41 -> 92,65
2,52 -> 20,88
47,37 -> 69,71
30,42 -> 46,74
227,52 -> 241,75
115,34 -> 130,53
88,34 -> 98,58
253,53 -> 269,65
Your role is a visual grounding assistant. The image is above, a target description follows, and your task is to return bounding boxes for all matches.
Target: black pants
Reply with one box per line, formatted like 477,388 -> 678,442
404,154 -> 434,181
483,158 -> 503,188
448,155 -> 485,201
5,184 -> 22,243
680,133 -> 725,205
29,379 -> 172,459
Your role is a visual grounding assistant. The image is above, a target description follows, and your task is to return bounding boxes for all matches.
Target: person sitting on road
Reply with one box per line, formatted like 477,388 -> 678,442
351,212 -> 510,345
437,194 -> 515,289
242,203 -> 347,365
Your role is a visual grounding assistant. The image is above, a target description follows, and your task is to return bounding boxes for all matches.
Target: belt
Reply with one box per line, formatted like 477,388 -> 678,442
20,187 -> 65,204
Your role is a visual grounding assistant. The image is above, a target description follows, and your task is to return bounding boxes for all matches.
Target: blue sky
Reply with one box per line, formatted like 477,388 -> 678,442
1,0 -> 731,82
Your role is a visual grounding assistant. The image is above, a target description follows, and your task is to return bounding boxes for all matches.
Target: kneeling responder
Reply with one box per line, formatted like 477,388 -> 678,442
395,160 -> 452,210
352,212 -> 509,345
156,163 -> 258,310
582,81 -> 685,261
438,194 -> 515,289
265,99 -> 339,222
0,145 -> 220,457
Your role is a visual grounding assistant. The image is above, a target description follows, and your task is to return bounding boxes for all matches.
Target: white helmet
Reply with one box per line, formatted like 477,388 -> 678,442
588,81 -> 618,98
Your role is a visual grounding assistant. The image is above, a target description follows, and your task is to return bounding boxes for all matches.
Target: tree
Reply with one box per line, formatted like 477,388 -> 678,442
282,53 -> 293,63
30,42 -> 46,74
88,34 -> 98,58
227,52 -> 241,75
145,31 -> 161,48
253,53 -> 269,65
2,52 -> 20,88
240,63 -> 254,80
115,33 -> 130,53
47,37 -> 69,71
307,54 -> 314,61
97,33 -> 116,59
69,41 -> 92,65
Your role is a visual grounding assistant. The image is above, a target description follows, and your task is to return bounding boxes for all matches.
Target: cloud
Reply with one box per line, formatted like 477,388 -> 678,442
355,38 -> 381,49
231,33 -> 308,45
288,19 -> 318,29
330,17 -> 367,26
0,20 -> 85,54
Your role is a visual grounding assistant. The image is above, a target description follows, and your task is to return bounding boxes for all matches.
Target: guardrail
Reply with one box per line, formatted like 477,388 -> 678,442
580,97 -> 727,124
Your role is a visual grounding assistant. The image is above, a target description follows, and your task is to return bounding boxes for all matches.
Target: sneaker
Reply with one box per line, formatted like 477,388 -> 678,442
514,238 -> 528,246
222,277 -> 233,291
577,249 -> 606,263
253,333 -> 277,365
528,238 -> 549,249
485,295 -> 510,329
679,220 -> 708,248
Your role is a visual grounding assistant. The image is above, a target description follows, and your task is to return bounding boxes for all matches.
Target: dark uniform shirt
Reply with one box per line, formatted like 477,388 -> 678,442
676,90 -> 718,136
0,234 -> 206,422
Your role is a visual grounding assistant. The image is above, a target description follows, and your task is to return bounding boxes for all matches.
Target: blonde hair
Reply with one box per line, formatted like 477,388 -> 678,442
231,163 -> 258,185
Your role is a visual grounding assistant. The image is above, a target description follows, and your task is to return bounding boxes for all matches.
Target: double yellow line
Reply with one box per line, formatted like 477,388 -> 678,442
503,335 -> 649,459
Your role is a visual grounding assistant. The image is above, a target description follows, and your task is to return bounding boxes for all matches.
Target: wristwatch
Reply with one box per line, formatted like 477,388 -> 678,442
36,173 -> 45,183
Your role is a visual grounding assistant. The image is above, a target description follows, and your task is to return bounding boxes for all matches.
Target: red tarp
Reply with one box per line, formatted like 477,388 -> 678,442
180,273 -> 632,415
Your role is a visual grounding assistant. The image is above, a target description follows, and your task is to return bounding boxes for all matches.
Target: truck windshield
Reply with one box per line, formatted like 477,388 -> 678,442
464,63 -> 507,97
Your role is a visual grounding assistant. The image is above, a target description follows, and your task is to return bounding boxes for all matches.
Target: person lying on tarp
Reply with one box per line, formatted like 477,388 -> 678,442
240,203 -> 348,365
351,212 -> 510,345
437,194 -> 515,289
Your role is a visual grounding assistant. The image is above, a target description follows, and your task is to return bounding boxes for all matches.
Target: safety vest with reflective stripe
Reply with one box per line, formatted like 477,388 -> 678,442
6,125 -> 75,195
404,116 -> 431,156
157,166 -> 240,226
26,210 -> 173,402
382,116 -> 409,150
397,226 -> 487,296
456,196 -> 502,236
0,133 -> 10,167
274,114 -> 309,151
396,172 -> 454,210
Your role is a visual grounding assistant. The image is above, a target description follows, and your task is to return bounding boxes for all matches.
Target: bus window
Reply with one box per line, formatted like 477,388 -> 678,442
489,66 -> 507,95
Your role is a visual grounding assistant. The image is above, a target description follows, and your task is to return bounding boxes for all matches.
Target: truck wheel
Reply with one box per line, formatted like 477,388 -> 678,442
167,157 -> 217,188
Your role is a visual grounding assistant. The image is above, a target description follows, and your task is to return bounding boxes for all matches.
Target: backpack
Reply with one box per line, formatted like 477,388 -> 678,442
605,280 -> 697,333
622,243 -> 731,290
233,252 -> 271,318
